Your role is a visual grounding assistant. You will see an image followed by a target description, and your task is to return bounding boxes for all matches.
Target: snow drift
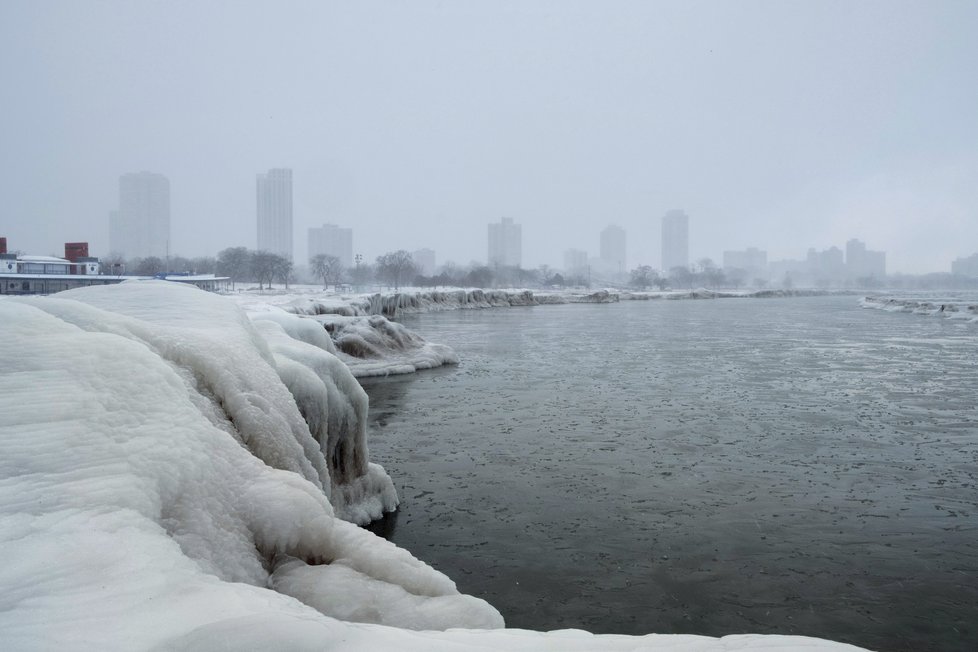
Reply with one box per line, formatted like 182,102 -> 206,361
0,282 -> 866,651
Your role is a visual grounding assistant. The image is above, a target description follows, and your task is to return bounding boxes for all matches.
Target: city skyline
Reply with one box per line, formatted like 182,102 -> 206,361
3,2 -> 977,273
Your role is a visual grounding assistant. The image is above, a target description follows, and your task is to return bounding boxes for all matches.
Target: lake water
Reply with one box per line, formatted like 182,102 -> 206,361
361,295 -> 978,651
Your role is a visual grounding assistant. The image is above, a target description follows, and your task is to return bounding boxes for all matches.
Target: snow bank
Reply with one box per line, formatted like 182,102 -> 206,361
861,295 -> 978,322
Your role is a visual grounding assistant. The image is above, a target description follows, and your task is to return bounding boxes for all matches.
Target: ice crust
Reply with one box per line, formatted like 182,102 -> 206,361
0,282 -> 866,650
861,295 -> 978,322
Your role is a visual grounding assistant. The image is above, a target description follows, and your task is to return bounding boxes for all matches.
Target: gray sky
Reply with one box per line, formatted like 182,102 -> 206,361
2,0 -> 976,274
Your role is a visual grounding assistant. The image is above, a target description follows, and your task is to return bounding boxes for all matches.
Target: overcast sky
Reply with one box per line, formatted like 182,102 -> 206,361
2,0 -> 976,273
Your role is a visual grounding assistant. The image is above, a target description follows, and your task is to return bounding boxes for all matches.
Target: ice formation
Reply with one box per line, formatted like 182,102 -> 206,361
311,313 -> 460,377
861,295 -> 978,322
0,282 -> 867,650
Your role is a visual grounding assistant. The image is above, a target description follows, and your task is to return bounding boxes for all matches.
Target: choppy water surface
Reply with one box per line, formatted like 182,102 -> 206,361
361,296 -> 977,651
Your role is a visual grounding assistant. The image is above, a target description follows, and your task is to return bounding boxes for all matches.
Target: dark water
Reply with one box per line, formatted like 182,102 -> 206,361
361,296 -> 978,651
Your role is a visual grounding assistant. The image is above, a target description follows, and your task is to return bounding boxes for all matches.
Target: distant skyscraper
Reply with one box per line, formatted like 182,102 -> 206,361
488,217 -> 522,267
661,210 -> 689,272
599,225 -> 627,275
308,223 -> 353,268
723,247 -> 768,273
951,253 -> 978,277
108,172 -> 170,259
412,248 -> 436,276
563,248 -> 588,276
257,168 -> 293,260
845,239 -> 886,279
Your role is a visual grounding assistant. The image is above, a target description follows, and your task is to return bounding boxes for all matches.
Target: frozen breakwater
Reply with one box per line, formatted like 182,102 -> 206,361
862,295 -> 978,322
0,283 -> 866,650
276,286 -> 853,320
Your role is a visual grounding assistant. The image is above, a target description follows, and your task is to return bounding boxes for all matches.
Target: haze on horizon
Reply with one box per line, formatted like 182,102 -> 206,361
1,0 -> 976,275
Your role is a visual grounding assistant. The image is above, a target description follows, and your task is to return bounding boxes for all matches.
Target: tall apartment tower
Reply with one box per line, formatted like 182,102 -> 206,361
257,168 -> 293,260
108,172 -> 170,259
599,224 -> 627,275
661,209 -> 689,272
308,224 -> 353,268
488,217 -> 522,267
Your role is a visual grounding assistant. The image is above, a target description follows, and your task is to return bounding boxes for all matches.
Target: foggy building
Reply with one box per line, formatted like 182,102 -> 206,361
599,225 -> 627,275
661,210 -> 689,272
488,217 -> 522,268
257,168 -> 293,260
951,253 -> 978,277
807,246 -> 846,282
563,248 -> 588,277
845,239 -> 886,279
412,248 -> 436,276
723,247 -> 768,274
108,172 -> 170,259
308,223 -> 352,268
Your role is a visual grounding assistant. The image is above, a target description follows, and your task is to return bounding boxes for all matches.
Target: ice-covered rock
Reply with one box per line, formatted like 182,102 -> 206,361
313,313 -> 460,377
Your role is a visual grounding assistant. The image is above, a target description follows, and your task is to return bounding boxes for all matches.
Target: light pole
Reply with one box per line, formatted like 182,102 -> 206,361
354,253 -> 363,293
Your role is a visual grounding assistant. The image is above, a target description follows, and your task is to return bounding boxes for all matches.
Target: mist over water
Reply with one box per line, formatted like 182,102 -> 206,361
363,296 -> 978,652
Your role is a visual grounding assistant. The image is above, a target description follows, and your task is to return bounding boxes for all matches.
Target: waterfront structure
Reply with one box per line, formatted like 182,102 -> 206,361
308,223 -> 353,268
661,210 -> 689,272
257,168 -> 293,260
599,225 -> 627,276
108,172 -> 170,259
412,248 -> 436,276
952,253 -> 978,277
845,239 -> 886,279
488,217 -> 522,268
0,238 -> 230,294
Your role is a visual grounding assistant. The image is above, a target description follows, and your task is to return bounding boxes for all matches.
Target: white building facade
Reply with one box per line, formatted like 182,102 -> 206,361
257,168 -> 293,261
488,217 -> 522,268
308,223 -> 353,268
661,210 -> 689,272
109,172 -> 170,259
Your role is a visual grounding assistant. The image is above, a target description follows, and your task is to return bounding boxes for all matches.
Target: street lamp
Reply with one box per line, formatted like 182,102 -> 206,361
354,253 -> 363,293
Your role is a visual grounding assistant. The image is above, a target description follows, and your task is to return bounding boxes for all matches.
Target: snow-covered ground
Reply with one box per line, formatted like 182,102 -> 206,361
0,282 -> 866,650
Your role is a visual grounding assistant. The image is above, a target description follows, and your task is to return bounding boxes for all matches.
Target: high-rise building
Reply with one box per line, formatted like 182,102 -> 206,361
661,210 -> 689,272
412,248 -> 436,276
108,172 -> 170,259
563,248 -> 588,276
257,168 -> 293,260
599,225 -> 627,275
845,239 -> 886,279
723,247 -> 768,273
488,217 -> 522,267
952,253 -> 978,277
308,223 -> 353,268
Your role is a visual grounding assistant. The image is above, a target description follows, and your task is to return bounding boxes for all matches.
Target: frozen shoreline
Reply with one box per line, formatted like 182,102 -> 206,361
233,285 -> 858,320
0,283 -> 866,650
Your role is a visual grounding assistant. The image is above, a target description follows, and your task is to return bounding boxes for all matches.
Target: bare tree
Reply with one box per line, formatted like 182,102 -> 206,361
375,250 -> 417,290
217,247 -> 253,290
310,254 -> 342,290
251,251 -> 280,290
132,256 -> 165,276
